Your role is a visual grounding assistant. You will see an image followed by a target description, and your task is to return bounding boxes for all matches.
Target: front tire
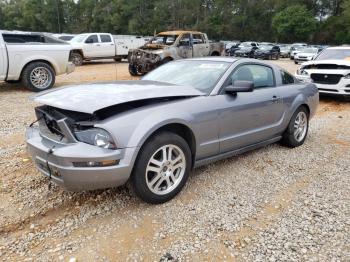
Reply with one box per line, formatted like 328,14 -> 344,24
131,132 -> 192,204
21,62 -> 55,92
71,52 -> 83,66
281,106 -> 309,148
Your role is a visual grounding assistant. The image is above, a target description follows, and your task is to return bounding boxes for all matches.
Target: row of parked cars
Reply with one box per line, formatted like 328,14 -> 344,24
224,41 -> 326,63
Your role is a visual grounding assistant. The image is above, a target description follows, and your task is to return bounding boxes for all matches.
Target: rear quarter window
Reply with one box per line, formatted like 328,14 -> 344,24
281,70 -> 295,85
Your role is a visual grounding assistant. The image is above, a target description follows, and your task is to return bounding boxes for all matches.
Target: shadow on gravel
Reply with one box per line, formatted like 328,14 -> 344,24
319,94 -> 350,103
0,82 -> 28,93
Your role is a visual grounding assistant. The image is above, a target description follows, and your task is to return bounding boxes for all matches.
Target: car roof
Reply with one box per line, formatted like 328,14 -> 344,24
327,46 -> 350,50
158,31 -> 203,35
182,57 -> 239,63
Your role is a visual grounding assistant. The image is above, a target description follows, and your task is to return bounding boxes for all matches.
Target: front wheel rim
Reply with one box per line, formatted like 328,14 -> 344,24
30,67 -> 52,89
145,144 -> 186,195
294,111 -> 308,142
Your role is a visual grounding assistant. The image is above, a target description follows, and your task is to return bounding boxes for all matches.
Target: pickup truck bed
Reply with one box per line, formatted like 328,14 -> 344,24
0,31 -> 74,91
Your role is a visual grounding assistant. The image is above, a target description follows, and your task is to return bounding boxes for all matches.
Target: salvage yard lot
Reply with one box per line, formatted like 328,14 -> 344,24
0,59 -> 349,261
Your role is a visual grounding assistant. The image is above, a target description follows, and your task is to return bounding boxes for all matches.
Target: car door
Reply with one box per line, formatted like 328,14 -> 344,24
192,33 -> 209,57
218,63 -> 285,153
83,34 -> 100,58
99,34 -> 116,57
0,35 -> 7,80
176,33 -> 193,58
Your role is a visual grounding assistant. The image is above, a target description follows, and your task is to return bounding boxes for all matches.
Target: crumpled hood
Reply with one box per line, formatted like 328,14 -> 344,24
32,80 -> 204,114
296,52 -> 315,57
301,59 -> 350,67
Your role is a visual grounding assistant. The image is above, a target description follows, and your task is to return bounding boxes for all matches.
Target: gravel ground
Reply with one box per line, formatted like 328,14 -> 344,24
0,59 -> 349,261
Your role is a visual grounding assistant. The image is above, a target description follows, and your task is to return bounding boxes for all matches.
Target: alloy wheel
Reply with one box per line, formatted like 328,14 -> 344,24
145,144 -> 186,195
294,111 -> 308,142
30,67 -> 52,90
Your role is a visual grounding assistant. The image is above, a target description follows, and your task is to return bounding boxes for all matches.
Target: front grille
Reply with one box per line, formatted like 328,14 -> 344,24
318,88 -> 339,93
310,73 -> 342,85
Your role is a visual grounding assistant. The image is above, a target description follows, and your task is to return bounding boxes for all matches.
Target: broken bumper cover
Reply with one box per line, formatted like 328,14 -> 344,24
128,50 -> 161,73
295,74 -> 350,96
26,126 -> 137,191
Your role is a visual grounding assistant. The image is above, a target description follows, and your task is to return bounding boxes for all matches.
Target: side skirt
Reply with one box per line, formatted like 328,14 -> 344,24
194,136 -> 282,168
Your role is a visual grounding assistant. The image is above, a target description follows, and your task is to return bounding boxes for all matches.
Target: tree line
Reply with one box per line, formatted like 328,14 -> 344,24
0,0 -> 349,44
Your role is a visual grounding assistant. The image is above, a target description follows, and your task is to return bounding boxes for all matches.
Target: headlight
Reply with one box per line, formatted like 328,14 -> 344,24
344,74 -> 350,79
297,68 -> 309,76
75,128 -> 116,149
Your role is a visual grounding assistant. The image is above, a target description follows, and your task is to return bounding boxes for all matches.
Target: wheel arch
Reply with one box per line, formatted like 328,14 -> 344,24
71,49 -> 84,57
299,103 -> 310,116
136,122 -> 197,169
20,59 -> 56,80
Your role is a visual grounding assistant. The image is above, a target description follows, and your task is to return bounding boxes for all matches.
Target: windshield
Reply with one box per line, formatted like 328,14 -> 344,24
315,49 -> 350,60
150,34 -> 179,45
301,48 -> 318,53
280,46 -> 290,51
70,35 -> 86,43
142,60 -> 230,94
259,45 -> 273,50
240,42 -> 253,47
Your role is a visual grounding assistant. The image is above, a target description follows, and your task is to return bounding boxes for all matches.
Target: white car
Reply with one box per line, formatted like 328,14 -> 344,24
69,33 -> 148,66
294,47 -> 319,64
0,31 -> 75,92
295,46 -> 350,96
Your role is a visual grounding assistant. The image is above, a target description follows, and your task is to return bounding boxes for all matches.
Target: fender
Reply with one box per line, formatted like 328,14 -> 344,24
96,107 -> 196,149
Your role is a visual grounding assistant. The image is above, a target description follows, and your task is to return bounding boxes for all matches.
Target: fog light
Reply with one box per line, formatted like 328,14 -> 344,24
73,160 -> 119,168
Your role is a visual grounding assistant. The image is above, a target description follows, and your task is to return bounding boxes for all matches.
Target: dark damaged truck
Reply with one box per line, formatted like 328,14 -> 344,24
128,31 -> 224,76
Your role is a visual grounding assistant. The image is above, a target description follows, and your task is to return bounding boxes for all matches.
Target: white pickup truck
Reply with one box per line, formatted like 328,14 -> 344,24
0,31 -> 75,92
69,33 -> 148,66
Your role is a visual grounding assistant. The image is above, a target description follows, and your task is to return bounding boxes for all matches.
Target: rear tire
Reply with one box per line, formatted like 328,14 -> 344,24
281,106 -> 309,148
21,62 -> 55,92
131,132 -> 192,204
114,57 -> 122,62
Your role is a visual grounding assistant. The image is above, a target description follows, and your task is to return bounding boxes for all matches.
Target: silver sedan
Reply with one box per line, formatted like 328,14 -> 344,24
26,58 -> 319,203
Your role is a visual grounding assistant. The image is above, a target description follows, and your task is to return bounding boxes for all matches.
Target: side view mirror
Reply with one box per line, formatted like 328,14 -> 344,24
225,80 -> 254,94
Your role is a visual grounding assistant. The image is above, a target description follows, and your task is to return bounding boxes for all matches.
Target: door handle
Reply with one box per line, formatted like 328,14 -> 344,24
272,95 -> 281,103
96,44 -> 100,46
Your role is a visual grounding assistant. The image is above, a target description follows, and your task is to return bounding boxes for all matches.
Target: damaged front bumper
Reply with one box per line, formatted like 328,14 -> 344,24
128,49 -> 162,74
26,126 -> 137,191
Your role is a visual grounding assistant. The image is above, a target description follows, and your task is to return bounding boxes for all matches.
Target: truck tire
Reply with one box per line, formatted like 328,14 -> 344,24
71,52 -> 83,66
211,51 -> 220,56
21,62 -> 55,92
114,58 -> 122,62
129,64 -> 138,76
129,64 -> 144,76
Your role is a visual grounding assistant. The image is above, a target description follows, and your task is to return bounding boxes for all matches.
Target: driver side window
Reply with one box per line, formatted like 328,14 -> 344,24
179,34 -> 191,46
85,35 -> 98,44
229,64 -> 275,88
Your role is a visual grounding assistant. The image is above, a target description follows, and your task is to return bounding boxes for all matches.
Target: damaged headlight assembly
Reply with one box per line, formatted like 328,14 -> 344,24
74,128 -> 116,150
297,68 -> 309,76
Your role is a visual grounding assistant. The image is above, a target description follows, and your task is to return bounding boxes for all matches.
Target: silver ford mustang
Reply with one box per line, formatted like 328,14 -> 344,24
26,58 -> 319,204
